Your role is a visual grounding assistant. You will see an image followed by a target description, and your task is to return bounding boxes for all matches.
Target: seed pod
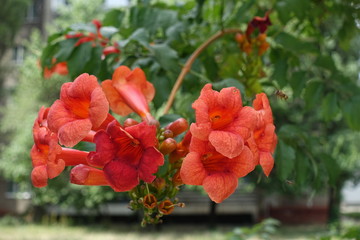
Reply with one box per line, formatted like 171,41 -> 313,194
158,200 -> 174,215
143,194 -> 157,209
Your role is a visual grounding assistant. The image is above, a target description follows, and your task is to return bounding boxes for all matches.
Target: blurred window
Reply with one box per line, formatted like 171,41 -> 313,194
12,45 -> 25,65
5,181 -> 31,200
26,0 -> 42,22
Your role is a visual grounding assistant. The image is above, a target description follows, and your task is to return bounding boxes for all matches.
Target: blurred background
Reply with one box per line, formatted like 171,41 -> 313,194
0,0 -> 359,239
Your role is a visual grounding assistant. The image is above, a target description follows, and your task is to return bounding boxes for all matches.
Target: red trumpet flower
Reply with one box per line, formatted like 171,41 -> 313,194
102,66 -> 156,124
180,138 -> 255,203
47,73 -> 109,147
31,107 -> 89,188
84,121 -> 164,192
190,84 -> 257,159
246,93 -> 277,176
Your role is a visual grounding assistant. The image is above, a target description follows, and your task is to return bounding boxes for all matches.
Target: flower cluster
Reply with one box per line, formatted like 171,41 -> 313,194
31,63 -> 277,224
180,84 -> 277,203
235,12 -> 272,56
42,19 -> 120,79
30,64 -> 277,224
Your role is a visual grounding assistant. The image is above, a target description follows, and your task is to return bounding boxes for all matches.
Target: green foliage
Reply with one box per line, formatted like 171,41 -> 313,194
227,218 -> 281,240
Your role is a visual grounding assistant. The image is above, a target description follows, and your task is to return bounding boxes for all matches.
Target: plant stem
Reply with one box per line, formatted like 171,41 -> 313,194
162,28 -> 242,114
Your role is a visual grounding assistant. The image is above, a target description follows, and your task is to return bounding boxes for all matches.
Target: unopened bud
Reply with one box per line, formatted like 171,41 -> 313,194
235,33 -> 246,44
258,41 -> 270,56
123,118 -> 139,127
159,138 -> 177,155
257,33 -> 267,42
165,118 -> 189,137
153,177 -> 166,191
172,170 -> 183,187
163,129 -> 174,139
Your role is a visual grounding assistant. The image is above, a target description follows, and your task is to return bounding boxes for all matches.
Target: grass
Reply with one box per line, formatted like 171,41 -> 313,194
0,223 -> 228,240
0,216 -> 358,240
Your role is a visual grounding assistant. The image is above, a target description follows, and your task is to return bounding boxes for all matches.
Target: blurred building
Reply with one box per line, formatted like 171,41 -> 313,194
0,0 -> 51,216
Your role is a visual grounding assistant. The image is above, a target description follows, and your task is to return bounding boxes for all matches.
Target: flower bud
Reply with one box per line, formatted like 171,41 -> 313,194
172,170 -> 183,187
257,33 -> 267,42
153,177 -> 166,191
165,118 -> 189,137
159,138 -> 177,155
163,129 -> 174,139
123,118 -> 139,127
258,41 -> 270,56
235,33 -> 245,44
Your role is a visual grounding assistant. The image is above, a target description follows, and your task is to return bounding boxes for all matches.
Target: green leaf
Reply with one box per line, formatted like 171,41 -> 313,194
275,1 -> 292,24
129,7 -> 178,34
150,44 -> 179,72
275,32 -> 318,54
102,9 -> 125,27
165,22 -> 186,43
304,80 -> 324,110
342,95 -> 360,131
289,71 -> 307,98
275,140 -> 296,181
272,57 -> 288,88
321,153 -> 340,186
83,46 -> 102,76
295,152 -> 309,187
67,42 -> 93,78
159,114 -> 183,128
40,43 -> 59,67
152,74 -> 172,109
119,28 -> 150,48
212,78 -> 245,95
54,38 -> 77,62
314,55 -> 337,73
47,32 -> 63,43
321,93 -> 339,122
100,26 -> 118,38
70,23 -> 96,33
234,0 -> 255,22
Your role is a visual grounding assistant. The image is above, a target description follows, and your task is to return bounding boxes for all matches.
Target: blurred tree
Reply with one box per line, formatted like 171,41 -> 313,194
0,0 -> 120,220
0,0 -> 31,60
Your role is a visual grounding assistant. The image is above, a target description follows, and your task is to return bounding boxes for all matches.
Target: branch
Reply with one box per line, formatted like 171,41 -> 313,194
162,28 -> 241,114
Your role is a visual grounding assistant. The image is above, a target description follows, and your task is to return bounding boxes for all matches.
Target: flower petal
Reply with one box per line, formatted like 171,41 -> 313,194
58,118 -> 92,147
231,146 -> 256,178
102,80 -> 133,116
259,151 -> 274,177
47,158 -> 65,179
190,122 -> 211,141
203,172 -> 238,203
180,152 -> 206,185
31,165 -> 48,188
103,160 -> 139,192
218,87 -> 242,112
87,130 -> 115,168
209,131 -> 244,159
138,148 -> 164,183
89,87 -> 109,129
125,122 -> 157,148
